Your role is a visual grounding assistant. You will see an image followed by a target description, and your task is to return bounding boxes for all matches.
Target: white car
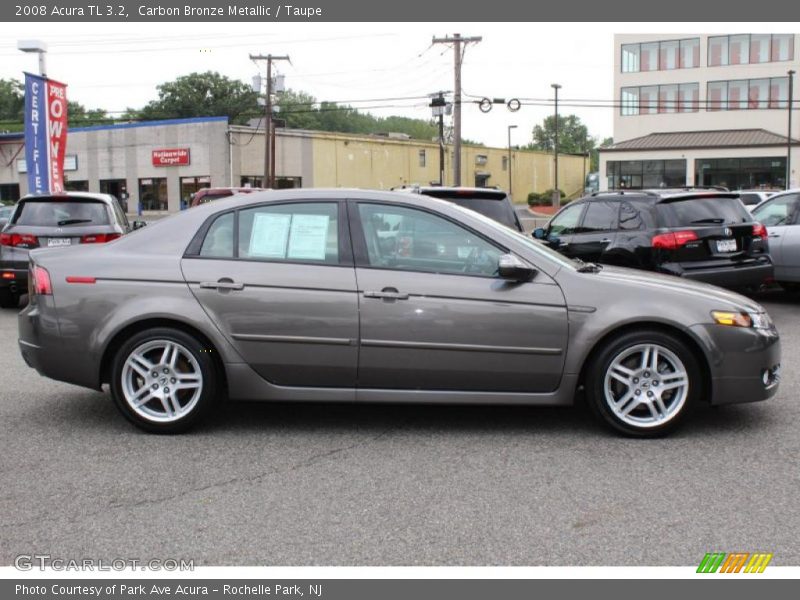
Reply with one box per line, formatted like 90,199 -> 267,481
751,189 -> 800,291
737,190 -> 777,212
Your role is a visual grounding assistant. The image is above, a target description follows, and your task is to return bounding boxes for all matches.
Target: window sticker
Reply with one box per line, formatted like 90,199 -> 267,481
287,214 -> 330,260
249,212 -> 291,258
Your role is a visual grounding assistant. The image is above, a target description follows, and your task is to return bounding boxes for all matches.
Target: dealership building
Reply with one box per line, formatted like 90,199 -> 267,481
599,33 -> 799,191
0,116 -> 586,212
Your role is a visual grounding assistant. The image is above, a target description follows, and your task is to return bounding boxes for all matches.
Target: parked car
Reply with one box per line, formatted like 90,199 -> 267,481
392,185 -> 524,232
533,190 -> 773,290
737,190 -> 777,211
189,187 -> 267,208
19,189 -> 780,437
0,192 -> 144,309
750,189 -> 800,292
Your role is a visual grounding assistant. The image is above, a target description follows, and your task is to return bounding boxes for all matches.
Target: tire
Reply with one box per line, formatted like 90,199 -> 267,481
110,327 -> 218,433
0,288 -> 19,309
585,329 -> 701,437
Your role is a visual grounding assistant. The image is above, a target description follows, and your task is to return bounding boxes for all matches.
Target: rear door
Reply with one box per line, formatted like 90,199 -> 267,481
654,195 -> 767,265
752,193 -> 800,279
181,200 -> 359,387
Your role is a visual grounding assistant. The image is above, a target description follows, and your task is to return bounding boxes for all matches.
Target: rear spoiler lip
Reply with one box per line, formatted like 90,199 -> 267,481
656,192 -> 742,204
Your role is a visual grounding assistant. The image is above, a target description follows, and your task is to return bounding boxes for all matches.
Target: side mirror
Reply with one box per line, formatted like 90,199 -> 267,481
498,253 -> 536,282
132,220 -> 147,230
532,227 -> 546,239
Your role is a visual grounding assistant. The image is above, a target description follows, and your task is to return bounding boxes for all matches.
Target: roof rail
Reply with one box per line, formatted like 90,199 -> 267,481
590,190 -> 660,197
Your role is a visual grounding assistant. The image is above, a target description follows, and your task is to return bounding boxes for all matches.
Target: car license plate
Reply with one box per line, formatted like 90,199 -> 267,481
47,238 -> 72,247
716,239 -> 737,253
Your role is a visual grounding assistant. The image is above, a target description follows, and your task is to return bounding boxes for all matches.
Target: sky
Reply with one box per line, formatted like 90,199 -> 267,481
0,22 -> 794,148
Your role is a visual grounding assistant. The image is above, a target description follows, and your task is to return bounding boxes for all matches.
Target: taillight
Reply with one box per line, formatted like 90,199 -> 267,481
652,230 -> 698,250
752,223 -> 768,239
0,232 -> 39,249
80,233 -> 121,244
32,265 -> 52,296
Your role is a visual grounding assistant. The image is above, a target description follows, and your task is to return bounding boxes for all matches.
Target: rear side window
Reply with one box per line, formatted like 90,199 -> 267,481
579,201 -> 618,232
200,213 -> 234,258
656,196 -> 752,227
13,200 -> 110,227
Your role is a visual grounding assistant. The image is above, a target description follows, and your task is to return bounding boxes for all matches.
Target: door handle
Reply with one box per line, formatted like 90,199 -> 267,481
600,238 -> 612,244
200,280 -> 245,291
364,289 -> 409,300
768,233 -> 781,238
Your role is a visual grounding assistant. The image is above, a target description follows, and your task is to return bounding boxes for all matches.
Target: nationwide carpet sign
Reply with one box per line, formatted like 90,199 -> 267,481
24,72 -> 68,194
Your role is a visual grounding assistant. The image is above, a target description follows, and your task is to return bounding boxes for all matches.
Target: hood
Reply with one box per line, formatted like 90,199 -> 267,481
588,265 -> 765,313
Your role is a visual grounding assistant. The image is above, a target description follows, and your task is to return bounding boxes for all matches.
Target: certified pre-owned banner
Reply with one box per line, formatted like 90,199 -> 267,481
24,72 -> 68,194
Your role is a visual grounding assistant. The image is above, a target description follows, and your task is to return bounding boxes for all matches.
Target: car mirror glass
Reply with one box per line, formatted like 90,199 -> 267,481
532,227 -> 546,239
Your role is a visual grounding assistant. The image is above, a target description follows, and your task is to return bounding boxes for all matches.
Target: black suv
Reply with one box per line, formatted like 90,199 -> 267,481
393,186 -> 524,232
533,191 -> 773,289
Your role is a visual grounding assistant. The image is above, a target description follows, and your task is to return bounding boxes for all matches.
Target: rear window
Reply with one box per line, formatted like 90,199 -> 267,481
656,196 -> 752,227
420,190 -> 517,228
197,192 -> 233,204
738,193 -> 762,206
13,199 -> 110,227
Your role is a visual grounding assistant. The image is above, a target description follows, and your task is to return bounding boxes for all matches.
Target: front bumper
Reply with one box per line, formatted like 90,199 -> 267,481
661,257 -> 773,289
690,322 -> 781,405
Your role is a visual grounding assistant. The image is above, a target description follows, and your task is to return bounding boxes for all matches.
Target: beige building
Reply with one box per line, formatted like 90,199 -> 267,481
600,33 -> 799,191
0,117 -> 586,211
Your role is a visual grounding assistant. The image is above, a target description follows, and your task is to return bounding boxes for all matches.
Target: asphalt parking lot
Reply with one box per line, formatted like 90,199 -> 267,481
1,290 -> 798,566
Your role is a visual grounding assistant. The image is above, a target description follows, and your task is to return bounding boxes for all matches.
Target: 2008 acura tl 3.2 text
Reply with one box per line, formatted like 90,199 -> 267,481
18,189 -> 781,436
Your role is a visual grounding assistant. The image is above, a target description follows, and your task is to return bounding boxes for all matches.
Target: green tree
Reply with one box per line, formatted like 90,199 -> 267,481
0,78 -> 24,123
139,71 -> 259,124
591,136 -> 614,172
528,114 -> 594,154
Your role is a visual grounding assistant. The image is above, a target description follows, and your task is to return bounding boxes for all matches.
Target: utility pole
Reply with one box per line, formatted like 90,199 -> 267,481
788,69 -> 796,190
250,53 -> 290,188
507,125 -> 517,201
551,83 -> 562,207
433,33 -> 482,186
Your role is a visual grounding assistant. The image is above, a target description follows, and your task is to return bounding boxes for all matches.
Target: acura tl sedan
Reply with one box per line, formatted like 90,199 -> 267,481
18,190 -> 781,437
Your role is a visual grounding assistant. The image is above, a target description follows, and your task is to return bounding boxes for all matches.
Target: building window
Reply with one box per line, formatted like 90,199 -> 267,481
607,160 -> 687,190
0,183 -> 20,202
180,176 -> 211,209
65,180 -> 89,191
502,155 -> 508,171
695,157 -> 786,190
620,38 -> 700,73
706,77 -> 790,111
620,83 -> 700,116
138,178 -> 168,211
475,154 -> 488,166
418,149 -> 426,168
709,34 -> 795,67
241,176 -> 264,187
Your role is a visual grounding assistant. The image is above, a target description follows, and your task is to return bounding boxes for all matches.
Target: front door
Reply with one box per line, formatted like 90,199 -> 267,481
350,200 -> 568,393
181,200 -> 359,387
754,193 -> 800,281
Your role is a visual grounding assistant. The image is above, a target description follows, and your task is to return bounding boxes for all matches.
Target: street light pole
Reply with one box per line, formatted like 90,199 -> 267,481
507,125 -> 517,201
788,69 -> 796,190
551,83 -> 562,207
17,39 -> 48,76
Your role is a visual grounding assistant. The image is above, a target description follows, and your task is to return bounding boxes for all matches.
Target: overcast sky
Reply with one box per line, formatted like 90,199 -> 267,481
0,22 -> 794,147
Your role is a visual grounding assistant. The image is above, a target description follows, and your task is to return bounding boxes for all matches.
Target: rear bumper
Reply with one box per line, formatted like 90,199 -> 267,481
0,267 -> 27,295
661,257 -> 773,288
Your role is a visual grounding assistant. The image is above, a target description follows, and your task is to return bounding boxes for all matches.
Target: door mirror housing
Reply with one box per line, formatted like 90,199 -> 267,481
498,254 -> 536,282
532,227 -> 546,239
132,220 -> 147,230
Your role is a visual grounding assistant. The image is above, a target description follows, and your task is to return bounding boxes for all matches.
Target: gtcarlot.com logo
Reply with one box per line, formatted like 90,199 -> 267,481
697,552 -> 773,573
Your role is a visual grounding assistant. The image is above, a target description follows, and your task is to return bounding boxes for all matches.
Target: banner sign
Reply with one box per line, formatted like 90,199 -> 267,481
152,148 -> 190,166
24,72 -> 68,194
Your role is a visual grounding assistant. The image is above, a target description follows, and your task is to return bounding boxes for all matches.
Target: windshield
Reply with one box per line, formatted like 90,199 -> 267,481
13,199 -> 110,227
420,190 -> 518,229
447,202 -> 578,271
656,196 -> 752,227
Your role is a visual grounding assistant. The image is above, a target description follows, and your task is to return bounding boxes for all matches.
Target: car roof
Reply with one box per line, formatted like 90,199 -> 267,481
394,185 -> 509,196
586,190 -> 742,204
21,191 -> 116,204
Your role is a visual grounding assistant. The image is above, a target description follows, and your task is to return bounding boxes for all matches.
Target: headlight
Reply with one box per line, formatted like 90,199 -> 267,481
711,310 -> 773,329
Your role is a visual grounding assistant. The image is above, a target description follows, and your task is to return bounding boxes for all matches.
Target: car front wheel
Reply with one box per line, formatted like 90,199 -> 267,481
110,328 -> 217,433
586,330 -> 700,437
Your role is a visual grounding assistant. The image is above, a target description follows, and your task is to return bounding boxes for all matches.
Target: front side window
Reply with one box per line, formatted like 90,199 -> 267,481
580,202 -> 618,233
548,203 -> 584,236
357,203 -> 503,277
753,194 -> 800,227
239,202 -> 339,264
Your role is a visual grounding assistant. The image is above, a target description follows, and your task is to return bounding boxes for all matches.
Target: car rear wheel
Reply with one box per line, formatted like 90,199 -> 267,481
586,330 -> 700,437
0,289 -> 19,309
110,328 -> 217,433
